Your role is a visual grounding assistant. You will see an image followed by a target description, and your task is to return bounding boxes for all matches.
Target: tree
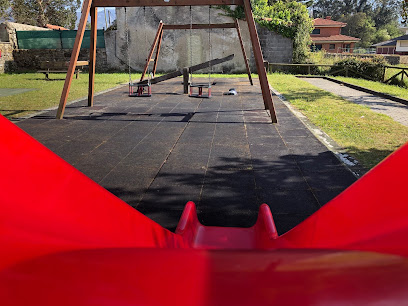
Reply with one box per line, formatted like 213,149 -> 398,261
379,20 -> 404,38
0,0 -> 10,20
0,0 -> 80,29
373,28 -> 391,44
403,0 -> 408,24
312,0 -> 401,25
340,12 -> 376,47
370,0 -> 400,28
312,0 -> 371,20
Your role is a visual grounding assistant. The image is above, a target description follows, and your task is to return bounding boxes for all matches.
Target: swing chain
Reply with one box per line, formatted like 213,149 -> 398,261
208,5 -> 212,86
125,7 -> 132,86
189,6 -> 193,84
222,28 -> 225,74
143,7 -> 151,84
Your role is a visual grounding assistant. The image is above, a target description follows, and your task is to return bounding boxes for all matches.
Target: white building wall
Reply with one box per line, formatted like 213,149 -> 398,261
396,40 -> 408,52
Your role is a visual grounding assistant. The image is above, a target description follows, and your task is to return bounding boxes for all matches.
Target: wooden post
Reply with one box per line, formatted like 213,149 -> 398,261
56,0 -> 93,119
234,18 -> 253,86
183,67 -> 189,94
140,21 -> 164,81
383,66 -> 386,83
243,0 -> 277,123
88,6 -> 98,107
152,28 -> 163,76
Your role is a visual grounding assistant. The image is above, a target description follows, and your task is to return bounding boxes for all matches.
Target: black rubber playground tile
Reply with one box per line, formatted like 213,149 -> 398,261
16,78 -> 357,232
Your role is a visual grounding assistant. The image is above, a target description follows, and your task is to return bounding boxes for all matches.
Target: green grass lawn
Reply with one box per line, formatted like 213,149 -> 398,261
332,76 -> 408,101
0,72 -> 250,120
269,73 -> 408,169
0,72 -> 131,119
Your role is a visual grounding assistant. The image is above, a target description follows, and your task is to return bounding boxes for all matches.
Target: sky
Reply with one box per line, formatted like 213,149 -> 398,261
76,1 -> 116,29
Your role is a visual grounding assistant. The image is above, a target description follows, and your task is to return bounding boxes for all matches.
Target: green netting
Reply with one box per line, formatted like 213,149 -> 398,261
16,30 -> 105,50
16,31 -> 61,49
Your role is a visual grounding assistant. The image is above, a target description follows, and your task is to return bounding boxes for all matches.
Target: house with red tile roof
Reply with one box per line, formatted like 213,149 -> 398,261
311,16 -> 360,53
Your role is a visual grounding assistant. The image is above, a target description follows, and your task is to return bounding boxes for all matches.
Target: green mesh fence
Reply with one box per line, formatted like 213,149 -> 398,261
16,30 -> 105,50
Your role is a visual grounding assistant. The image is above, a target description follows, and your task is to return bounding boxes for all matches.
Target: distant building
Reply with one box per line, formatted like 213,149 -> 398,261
310,16 -> 360,53
372,28 -> 408,55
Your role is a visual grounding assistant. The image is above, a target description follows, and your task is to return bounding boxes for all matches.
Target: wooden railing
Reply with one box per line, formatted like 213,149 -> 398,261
264,62 -> 408,84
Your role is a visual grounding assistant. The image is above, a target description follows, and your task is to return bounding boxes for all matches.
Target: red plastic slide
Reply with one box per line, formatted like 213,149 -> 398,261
1,114 -> 408,305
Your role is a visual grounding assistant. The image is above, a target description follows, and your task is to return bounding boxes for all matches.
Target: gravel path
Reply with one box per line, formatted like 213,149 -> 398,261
299,77 -> 408,127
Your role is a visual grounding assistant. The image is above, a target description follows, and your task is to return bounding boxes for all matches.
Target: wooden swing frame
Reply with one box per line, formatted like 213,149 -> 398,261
139,19 -> 253,86
56,0 -> 277,123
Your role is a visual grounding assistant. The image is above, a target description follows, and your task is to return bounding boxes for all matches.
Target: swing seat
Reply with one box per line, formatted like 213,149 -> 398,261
189,83 -> 211,98
129,82 -> 152,97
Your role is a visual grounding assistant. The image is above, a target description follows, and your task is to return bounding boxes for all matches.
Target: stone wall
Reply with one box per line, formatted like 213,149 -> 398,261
0,42 -> 14,73
105,7 -> 293,73
256,25 -> 293,64
12,49 -> 108,72
0,22 -> 50,48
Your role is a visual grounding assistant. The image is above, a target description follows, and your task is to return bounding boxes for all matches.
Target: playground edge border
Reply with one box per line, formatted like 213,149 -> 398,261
269,85 -> 367,178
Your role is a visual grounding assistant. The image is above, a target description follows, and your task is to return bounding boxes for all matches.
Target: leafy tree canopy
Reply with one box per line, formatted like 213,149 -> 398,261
403,0 -> 408,24
313,0 -> 400,29
340,12 -> 376,48
313,0 -> 405,48
0,0 -> 80,29
218,0 -> 314,63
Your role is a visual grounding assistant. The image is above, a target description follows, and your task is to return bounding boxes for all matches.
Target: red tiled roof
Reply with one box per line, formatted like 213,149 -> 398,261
313,18 -> 346,27
45,24 -> 68,30
311,35 -> 360,42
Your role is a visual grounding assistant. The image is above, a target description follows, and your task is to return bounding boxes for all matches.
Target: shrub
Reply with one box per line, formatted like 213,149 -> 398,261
329,56 -> 387,82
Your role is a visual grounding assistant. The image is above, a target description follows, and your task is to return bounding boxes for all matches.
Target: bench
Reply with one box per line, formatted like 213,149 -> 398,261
38,61 -> 89,80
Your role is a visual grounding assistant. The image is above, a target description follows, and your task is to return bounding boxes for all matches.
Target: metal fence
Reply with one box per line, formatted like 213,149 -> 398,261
16,30 -> 105,50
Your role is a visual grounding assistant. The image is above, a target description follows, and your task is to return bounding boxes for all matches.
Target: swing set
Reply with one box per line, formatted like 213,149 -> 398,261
55,0 -> 277,122
131,8 -> 254,99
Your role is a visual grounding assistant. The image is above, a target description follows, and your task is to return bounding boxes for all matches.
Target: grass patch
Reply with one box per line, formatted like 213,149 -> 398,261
269,73 -> 408,169
0,72 -> 131,119
333,76 -> 408,101
0,72 -> 251,120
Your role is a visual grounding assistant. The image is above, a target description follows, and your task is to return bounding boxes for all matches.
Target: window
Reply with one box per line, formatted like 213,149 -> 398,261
329,44 -> 335,50
311,29 -> 320,35
311,44 -> 323,52
400,41 -> 408,47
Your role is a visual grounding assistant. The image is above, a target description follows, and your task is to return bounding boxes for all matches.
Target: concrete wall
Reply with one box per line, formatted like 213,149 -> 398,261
13,49 -> 108,72
0,42 -> 14,73
104,7 -> 293,73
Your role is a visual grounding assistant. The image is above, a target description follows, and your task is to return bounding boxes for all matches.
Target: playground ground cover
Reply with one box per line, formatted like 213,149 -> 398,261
0,73 -> 251,120
16,78 -> 356,233
3,71 -> 407,169
269,73 -> 408,169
